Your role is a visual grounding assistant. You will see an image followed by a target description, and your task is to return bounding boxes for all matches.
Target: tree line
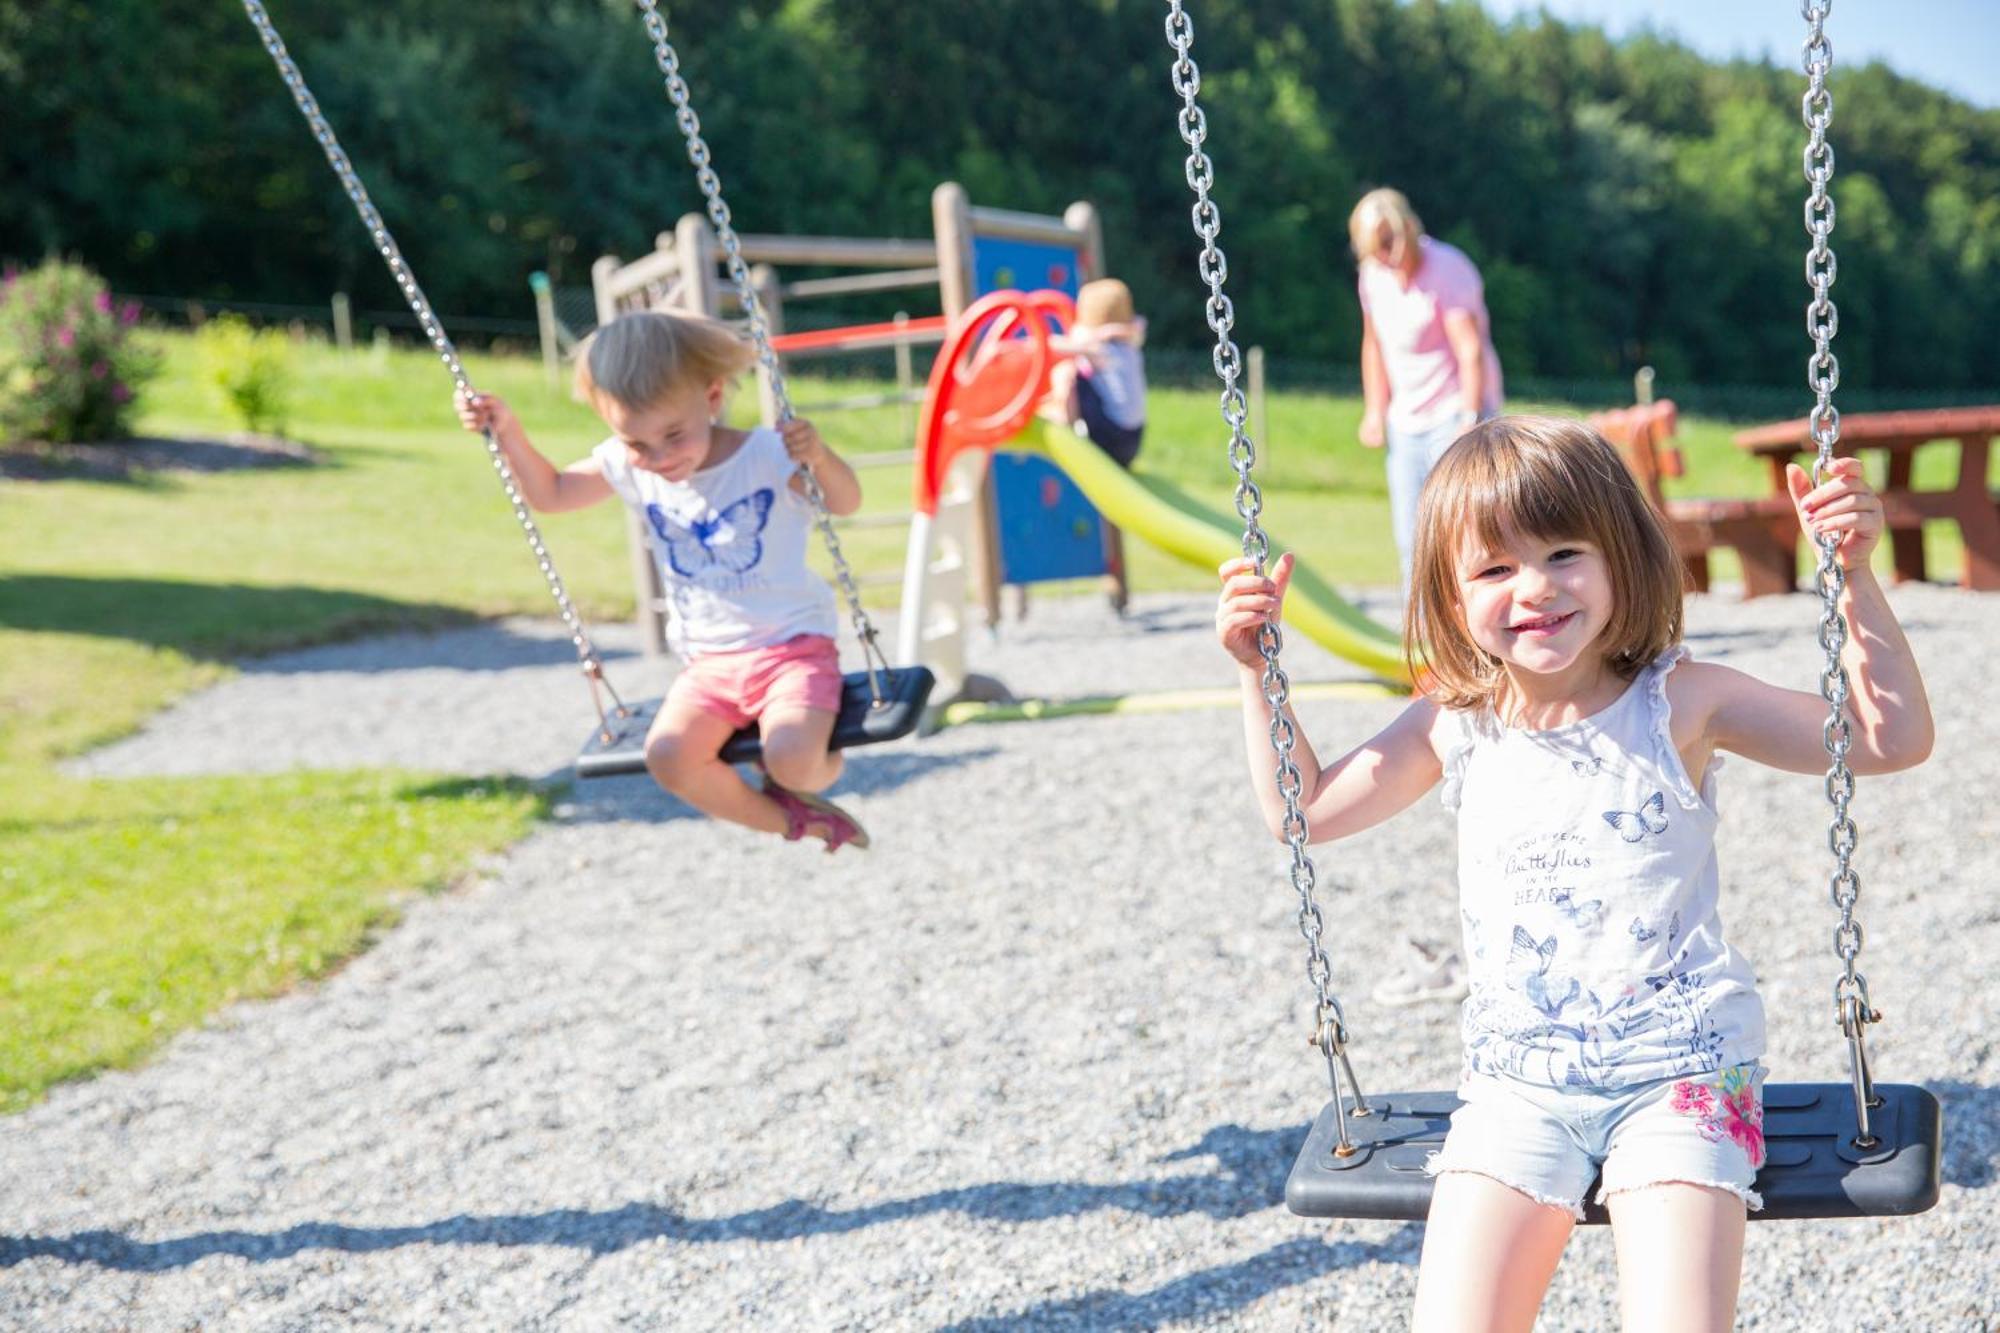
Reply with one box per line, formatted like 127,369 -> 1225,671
5,0 -> 1997,391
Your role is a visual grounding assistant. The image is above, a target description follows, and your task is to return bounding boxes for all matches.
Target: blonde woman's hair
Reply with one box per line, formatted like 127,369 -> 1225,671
1348,187 -> 1425,267
1404,415 -> 1684,711
572,309 -> 756,410
1075,277 -> 1135,327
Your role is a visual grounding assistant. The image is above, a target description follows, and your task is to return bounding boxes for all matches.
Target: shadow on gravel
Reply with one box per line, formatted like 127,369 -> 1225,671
0,575 -> 472,658
936,1231 -> 1422,1332
0,1120 -> 1370,1273
545,745 -> 1004,825
1935,1080 -> 2000,1189
232,627 -> 650,676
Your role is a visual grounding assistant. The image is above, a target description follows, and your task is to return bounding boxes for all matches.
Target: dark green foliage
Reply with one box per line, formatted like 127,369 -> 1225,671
2,0 -> 1995,390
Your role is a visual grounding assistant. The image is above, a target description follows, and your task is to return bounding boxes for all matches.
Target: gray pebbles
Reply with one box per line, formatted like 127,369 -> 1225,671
9,584 -> 1996,1331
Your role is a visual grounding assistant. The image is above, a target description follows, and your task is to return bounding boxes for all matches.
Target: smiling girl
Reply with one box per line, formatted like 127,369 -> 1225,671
1216,416 -> 1931,1331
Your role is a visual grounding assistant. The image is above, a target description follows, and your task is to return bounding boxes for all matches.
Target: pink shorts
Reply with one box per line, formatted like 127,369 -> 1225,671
668,634 -> 842,730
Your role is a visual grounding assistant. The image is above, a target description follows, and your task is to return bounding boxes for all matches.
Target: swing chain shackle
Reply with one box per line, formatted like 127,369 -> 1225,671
633,0 -> 892,706
238,0 -> 618,705
1801,0 -> 1880,1146
1165,1 -> 1370,1150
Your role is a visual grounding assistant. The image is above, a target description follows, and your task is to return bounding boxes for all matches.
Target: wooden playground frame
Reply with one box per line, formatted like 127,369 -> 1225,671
590,182 -> 1105,660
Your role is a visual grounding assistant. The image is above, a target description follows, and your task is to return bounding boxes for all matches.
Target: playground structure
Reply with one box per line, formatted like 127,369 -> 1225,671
591,187 -> 1348,709
902,289 -> 1409,703
591,183 -> 1117,677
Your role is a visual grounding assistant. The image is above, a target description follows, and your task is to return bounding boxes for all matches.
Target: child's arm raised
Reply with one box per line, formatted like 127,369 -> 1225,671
1684,457 -> 1934,775
781,416 -> 862,517
455,391 -> 611,513
1219,554 -> 1444,842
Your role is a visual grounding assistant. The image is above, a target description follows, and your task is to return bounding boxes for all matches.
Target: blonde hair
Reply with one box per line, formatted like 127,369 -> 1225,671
1348,187 -> 1425,267
1075,277 -> 1135,327
1404,416 -> 1684,711
572,309 -> 756,410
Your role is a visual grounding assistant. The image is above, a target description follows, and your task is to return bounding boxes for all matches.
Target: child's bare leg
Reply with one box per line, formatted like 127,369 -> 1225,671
1412,1172 -> 1574,1333
1038,359 -> 1080,424
643,697 -> 786,834
757,706 -> 841,793
1607,1184 -> 1746,1333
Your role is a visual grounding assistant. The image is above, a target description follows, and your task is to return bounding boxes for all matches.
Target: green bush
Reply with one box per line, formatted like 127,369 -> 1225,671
0,259 -> 155,445
195,314 -> 297,435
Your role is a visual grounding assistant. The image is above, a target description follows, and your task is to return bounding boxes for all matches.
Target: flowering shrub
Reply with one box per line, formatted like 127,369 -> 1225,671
0,259 -> 154,445
194,314 -> 296,435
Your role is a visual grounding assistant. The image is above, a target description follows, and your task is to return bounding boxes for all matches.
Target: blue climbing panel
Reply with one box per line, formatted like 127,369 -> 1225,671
989,448 -> 1107,583
970,234 -> 1107,584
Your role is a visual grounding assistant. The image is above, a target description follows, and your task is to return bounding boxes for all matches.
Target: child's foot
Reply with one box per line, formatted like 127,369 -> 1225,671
762,778 -> 870,853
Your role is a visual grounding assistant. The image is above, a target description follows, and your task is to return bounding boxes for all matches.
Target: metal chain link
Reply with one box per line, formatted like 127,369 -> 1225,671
1801,0 -> 1879,1144
634,0 -> 890,693
1164,1 -> 1368,1149
239,0 -> 616,710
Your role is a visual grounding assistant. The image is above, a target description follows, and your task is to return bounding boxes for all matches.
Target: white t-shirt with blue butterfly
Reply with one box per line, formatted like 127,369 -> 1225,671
1439,647 -> 1765,1092
594,428 -> 836,659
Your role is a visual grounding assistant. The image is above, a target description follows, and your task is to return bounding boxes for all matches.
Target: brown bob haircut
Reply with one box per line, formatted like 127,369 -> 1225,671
1404,415 -> 1684,710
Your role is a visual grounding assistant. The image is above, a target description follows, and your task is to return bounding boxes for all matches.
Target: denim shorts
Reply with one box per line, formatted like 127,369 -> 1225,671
1425,1063 -> 1768,1219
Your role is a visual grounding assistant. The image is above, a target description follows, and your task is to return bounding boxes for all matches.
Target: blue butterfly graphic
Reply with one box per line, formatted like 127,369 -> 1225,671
646,488 -> 775,578
1507,926 -> 1579,1019
1629,916 -> 1657,944
1602,790 -> 1668,842
1553,887 -> 1605,930
1570,756 -> 1604,777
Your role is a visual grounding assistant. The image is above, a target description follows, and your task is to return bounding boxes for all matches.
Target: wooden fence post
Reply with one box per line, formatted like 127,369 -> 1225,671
331,292 -> 353,351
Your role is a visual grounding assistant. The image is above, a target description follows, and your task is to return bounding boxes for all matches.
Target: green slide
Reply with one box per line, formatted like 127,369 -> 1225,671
1024,419 -> 1412,683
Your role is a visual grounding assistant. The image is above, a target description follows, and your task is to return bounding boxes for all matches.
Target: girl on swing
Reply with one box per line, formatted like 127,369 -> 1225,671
457,310 -> 870,853
1216,416 -> 1932,1330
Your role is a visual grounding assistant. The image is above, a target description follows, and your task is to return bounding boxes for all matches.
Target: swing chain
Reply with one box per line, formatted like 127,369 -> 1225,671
238,0 -> 618,716
1166,1 -> 1368,1146
635,1 -> 891,701
1802,0 -> 1880,1140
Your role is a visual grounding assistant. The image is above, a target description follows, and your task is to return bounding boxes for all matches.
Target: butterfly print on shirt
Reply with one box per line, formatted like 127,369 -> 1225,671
1603,790 -> 1669,842
646,488 -> 775,578
1507,926 -> 1580,1019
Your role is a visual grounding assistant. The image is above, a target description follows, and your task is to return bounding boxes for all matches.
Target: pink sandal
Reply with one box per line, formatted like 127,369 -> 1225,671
762,779 -> 870,853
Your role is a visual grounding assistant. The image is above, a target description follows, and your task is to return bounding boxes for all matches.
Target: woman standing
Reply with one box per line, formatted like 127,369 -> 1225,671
1351,188 -> 1504,1009
1352,188 -> 1504,591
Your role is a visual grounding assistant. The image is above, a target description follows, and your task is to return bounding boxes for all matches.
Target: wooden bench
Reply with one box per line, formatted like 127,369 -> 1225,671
1588,401 -> 1799,598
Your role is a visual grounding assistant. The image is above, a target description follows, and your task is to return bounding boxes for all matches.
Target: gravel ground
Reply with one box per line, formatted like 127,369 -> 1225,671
11,584 -> 1998,1331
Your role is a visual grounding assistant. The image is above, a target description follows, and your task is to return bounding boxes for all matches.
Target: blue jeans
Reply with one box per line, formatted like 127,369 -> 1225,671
1386,416 -> 1473,592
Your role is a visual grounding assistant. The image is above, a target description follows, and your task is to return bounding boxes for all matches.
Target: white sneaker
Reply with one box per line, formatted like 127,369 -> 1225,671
1370,937 -> 1468,1007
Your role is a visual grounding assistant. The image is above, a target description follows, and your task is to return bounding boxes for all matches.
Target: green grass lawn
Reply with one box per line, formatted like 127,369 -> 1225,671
1,328 -> 1984,1112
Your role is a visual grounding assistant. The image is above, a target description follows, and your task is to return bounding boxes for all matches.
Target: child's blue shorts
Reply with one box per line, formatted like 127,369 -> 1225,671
1425,1062 -> 1768,1219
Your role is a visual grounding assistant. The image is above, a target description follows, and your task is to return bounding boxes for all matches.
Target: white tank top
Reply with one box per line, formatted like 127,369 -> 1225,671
1439,647 -> 1765,1091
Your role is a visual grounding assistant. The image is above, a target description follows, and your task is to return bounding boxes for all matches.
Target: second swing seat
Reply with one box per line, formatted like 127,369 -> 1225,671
576,666 -> 937,779
1285,1081 -> 1941,1223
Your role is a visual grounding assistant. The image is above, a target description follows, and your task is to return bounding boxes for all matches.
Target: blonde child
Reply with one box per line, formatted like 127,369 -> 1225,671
1216,417 -> 1932,1331
456,309 -> 870,853
1046,277 -> 1149,470
1043,277 -> 1149,612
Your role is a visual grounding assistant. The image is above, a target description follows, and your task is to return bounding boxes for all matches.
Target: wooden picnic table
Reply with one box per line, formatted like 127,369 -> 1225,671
1733,406 -> 2000,592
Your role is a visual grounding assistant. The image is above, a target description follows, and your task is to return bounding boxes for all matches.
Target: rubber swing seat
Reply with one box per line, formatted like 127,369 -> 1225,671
575,666 -> 936,779
1286,1081 -> 1941,1223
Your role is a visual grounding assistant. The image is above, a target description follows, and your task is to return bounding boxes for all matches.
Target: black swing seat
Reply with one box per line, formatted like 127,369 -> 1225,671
1287,1081 -> 1941,1223
575,666 -> 936,779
